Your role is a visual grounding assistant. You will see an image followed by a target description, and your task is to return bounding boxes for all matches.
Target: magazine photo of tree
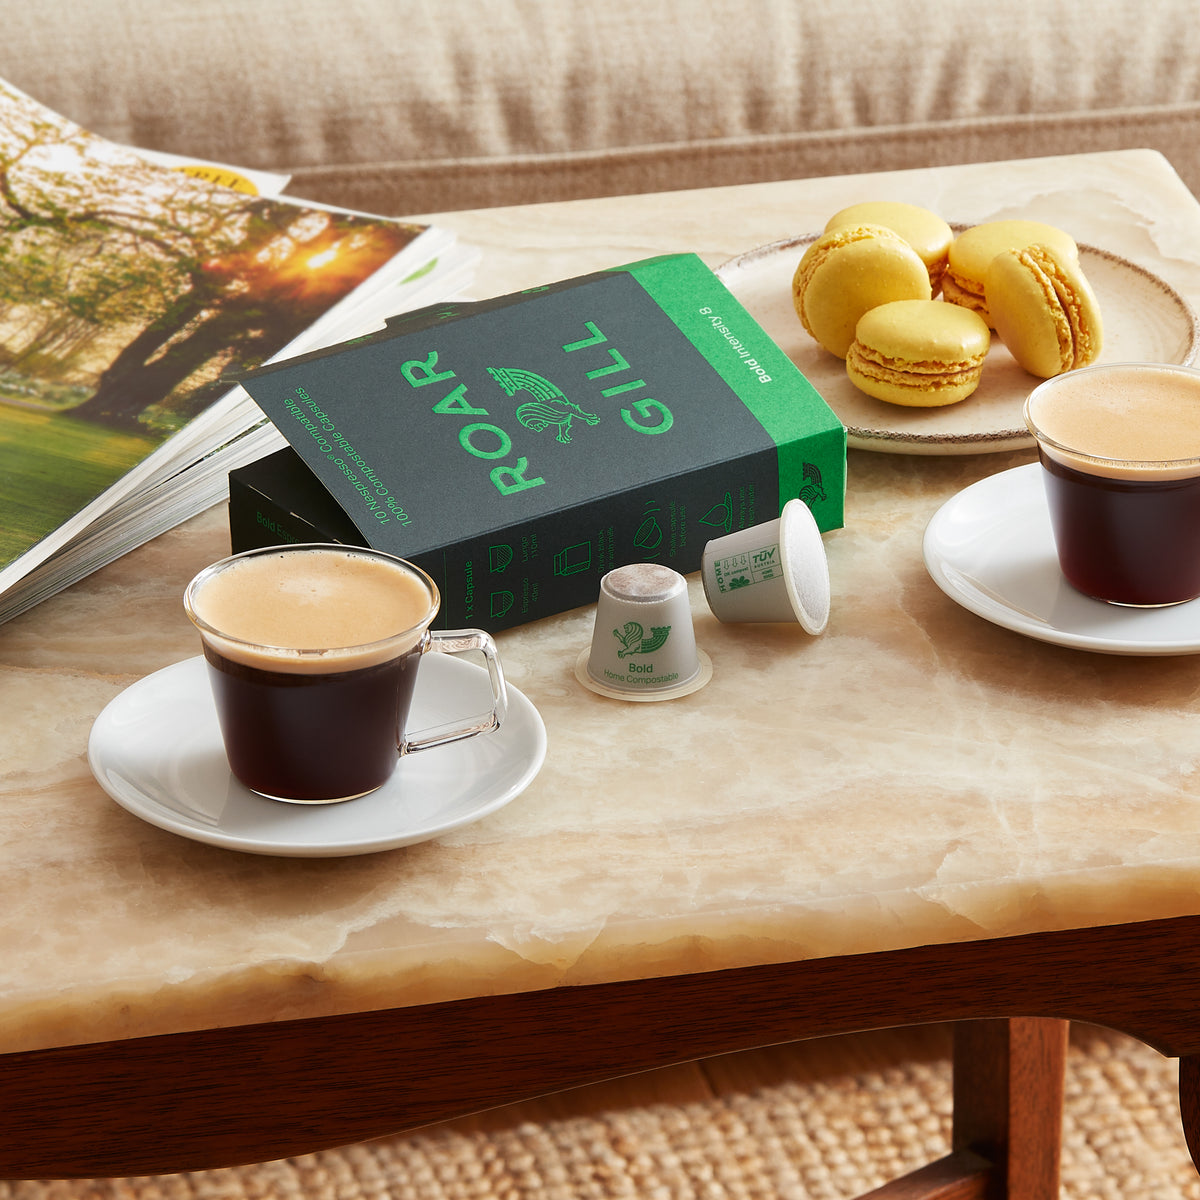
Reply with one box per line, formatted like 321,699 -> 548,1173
0,79 -> 426,579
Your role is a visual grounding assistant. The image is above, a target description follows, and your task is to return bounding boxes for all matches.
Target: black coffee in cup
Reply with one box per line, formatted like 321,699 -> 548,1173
186,545 -> 506,803
1025,364 -> 1200,607
202,647 -> 421,801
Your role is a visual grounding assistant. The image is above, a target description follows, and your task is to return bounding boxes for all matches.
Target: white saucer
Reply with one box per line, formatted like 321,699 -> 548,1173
88,654 -> 547,856
923,463 -> 1200,655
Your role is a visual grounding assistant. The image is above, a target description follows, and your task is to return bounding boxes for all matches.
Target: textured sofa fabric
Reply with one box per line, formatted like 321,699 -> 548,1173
3,0 -> 1199,216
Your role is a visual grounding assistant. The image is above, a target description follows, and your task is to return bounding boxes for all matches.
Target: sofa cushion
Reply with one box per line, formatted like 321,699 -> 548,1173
2,0 -> 1198,215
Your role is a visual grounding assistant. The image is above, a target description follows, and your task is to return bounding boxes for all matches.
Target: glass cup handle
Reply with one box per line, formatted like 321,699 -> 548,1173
400,628 -> 508,756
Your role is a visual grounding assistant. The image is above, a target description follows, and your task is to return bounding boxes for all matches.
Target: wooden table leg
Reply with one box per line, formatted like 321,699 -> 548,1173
861,1018 -> 1069,1200
953,1018 -> 1070,1198
1177,1055 -> 1200,1179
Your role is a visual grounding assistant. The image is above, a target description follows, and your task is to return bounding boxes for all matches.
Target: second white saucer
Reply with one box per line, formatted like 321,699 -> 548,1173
923,463 -> 1200,655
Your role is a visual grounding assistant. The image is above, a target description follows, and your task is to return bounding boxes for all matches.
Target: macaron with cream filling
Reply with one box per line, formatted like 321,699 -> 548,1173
792,223 -> 932,358
985,243 -> 1103,377
845,299 -> 992,407
944,220 -> 1079,325
824,202 -> 954,294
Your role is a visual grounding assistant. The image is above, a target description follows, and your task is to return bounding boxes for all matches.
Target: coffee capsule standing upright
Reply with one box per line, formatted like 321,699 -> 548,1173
700,498 -> 830,631
576,563 -> 712,701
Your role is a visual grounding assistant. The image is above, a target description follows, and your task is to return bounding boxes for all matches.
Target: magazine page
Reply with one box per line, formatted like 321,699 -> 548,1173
0,79 -> 469,621
131,147 -> 293,198
0,238 -> 480,624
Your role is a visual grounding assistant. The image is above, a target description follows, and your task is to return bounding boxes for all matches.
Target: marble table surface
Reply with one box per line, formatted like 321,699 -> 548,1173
4,149 -> 1200,1056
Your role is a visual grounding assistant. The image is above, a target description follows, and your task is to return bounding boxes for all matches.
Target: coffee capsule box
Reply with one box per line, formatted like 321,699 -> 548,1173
230,253 -> 845,633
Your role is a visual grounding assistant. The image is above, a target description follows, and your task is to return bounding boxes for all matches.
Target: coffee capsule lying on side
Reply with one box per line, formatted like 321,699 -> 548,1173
700,498 -> 830,631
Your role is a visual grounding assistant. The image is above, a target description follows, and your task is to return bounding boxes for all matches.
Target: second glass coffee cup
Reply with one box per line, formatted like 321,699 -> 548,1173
1024,362 -> 1200,607
185,544 -> 507,803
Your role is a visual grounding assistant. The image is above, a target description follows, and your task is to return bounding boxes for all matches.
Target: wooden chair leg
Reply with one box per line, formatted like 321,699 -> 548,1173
952,1017 -> 1069,1199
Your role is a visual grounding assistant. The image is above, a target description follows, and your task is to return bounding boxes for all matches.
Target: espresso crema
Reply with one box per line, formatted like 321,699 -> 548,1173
188,547 -> 433,672
1026,364 -> 1200,480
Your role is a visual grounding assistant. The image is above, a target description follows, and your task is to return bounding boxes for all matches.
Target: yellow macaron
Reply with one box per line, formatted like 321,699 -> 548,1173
792,223 -> 932,358
985,243 -> 1103,378
845,299 -> 992,407
824,201 -> 954,293
944,220 -> 1079,325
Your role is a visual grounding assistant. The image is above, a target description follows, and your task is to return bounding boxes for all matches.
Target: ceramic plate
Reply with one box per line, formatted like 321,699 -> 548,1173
716,233 -> 1200,455
923,462 -> 1200,654
88,654 -> 547,856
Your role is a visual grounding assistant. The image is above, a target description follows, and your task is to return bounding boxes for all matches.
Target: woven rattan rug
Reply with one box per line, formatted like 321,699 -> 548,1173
2,1024 -> 1196,1200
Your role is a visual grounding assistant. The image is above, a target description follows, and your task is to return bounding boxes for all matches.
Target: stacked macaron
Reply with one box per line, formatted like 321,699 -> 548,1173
823,201 -> 954,296
791,206 -> 1104,407
791,220 -> 932,358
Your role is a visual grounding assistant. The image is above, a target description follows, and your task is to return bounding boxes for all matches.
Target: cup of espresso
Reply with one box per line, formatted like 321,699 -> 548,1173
184,544 -> 507,803
1024,362 -> 1200,607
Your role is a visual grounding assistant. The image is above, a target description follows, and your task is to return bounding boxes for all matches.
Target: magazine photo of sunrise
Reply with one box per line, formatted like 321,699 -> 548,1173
0,80 -> 425,579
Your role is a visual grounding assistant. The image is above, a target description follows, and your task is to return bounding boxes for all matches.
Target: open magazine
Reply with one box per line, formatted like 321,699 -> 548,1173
0,80 -> 477,625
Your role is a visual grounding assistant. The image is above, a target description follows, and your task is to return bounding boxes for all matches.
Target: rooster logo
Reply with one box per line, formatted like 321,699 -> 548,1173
798,462 -> 827,506
613,621 -> 672,658
488,366 -> 599,444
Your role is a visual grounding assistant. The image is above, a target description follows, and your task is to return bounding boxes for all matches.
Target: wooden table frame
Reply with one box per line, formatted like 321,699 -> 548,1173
4,913 -> 1200,1196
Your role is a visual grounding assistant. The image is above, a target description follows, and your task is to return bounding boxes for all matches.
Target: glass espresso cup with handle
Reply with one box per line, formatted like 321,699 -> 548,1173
184,544 -> 507,803
1023,362 -> 1200,607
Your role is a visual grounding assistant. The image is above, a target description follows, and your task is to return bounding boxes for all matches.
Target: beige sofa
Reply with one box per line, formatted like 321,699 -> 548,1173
3,0 -> 1199,217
